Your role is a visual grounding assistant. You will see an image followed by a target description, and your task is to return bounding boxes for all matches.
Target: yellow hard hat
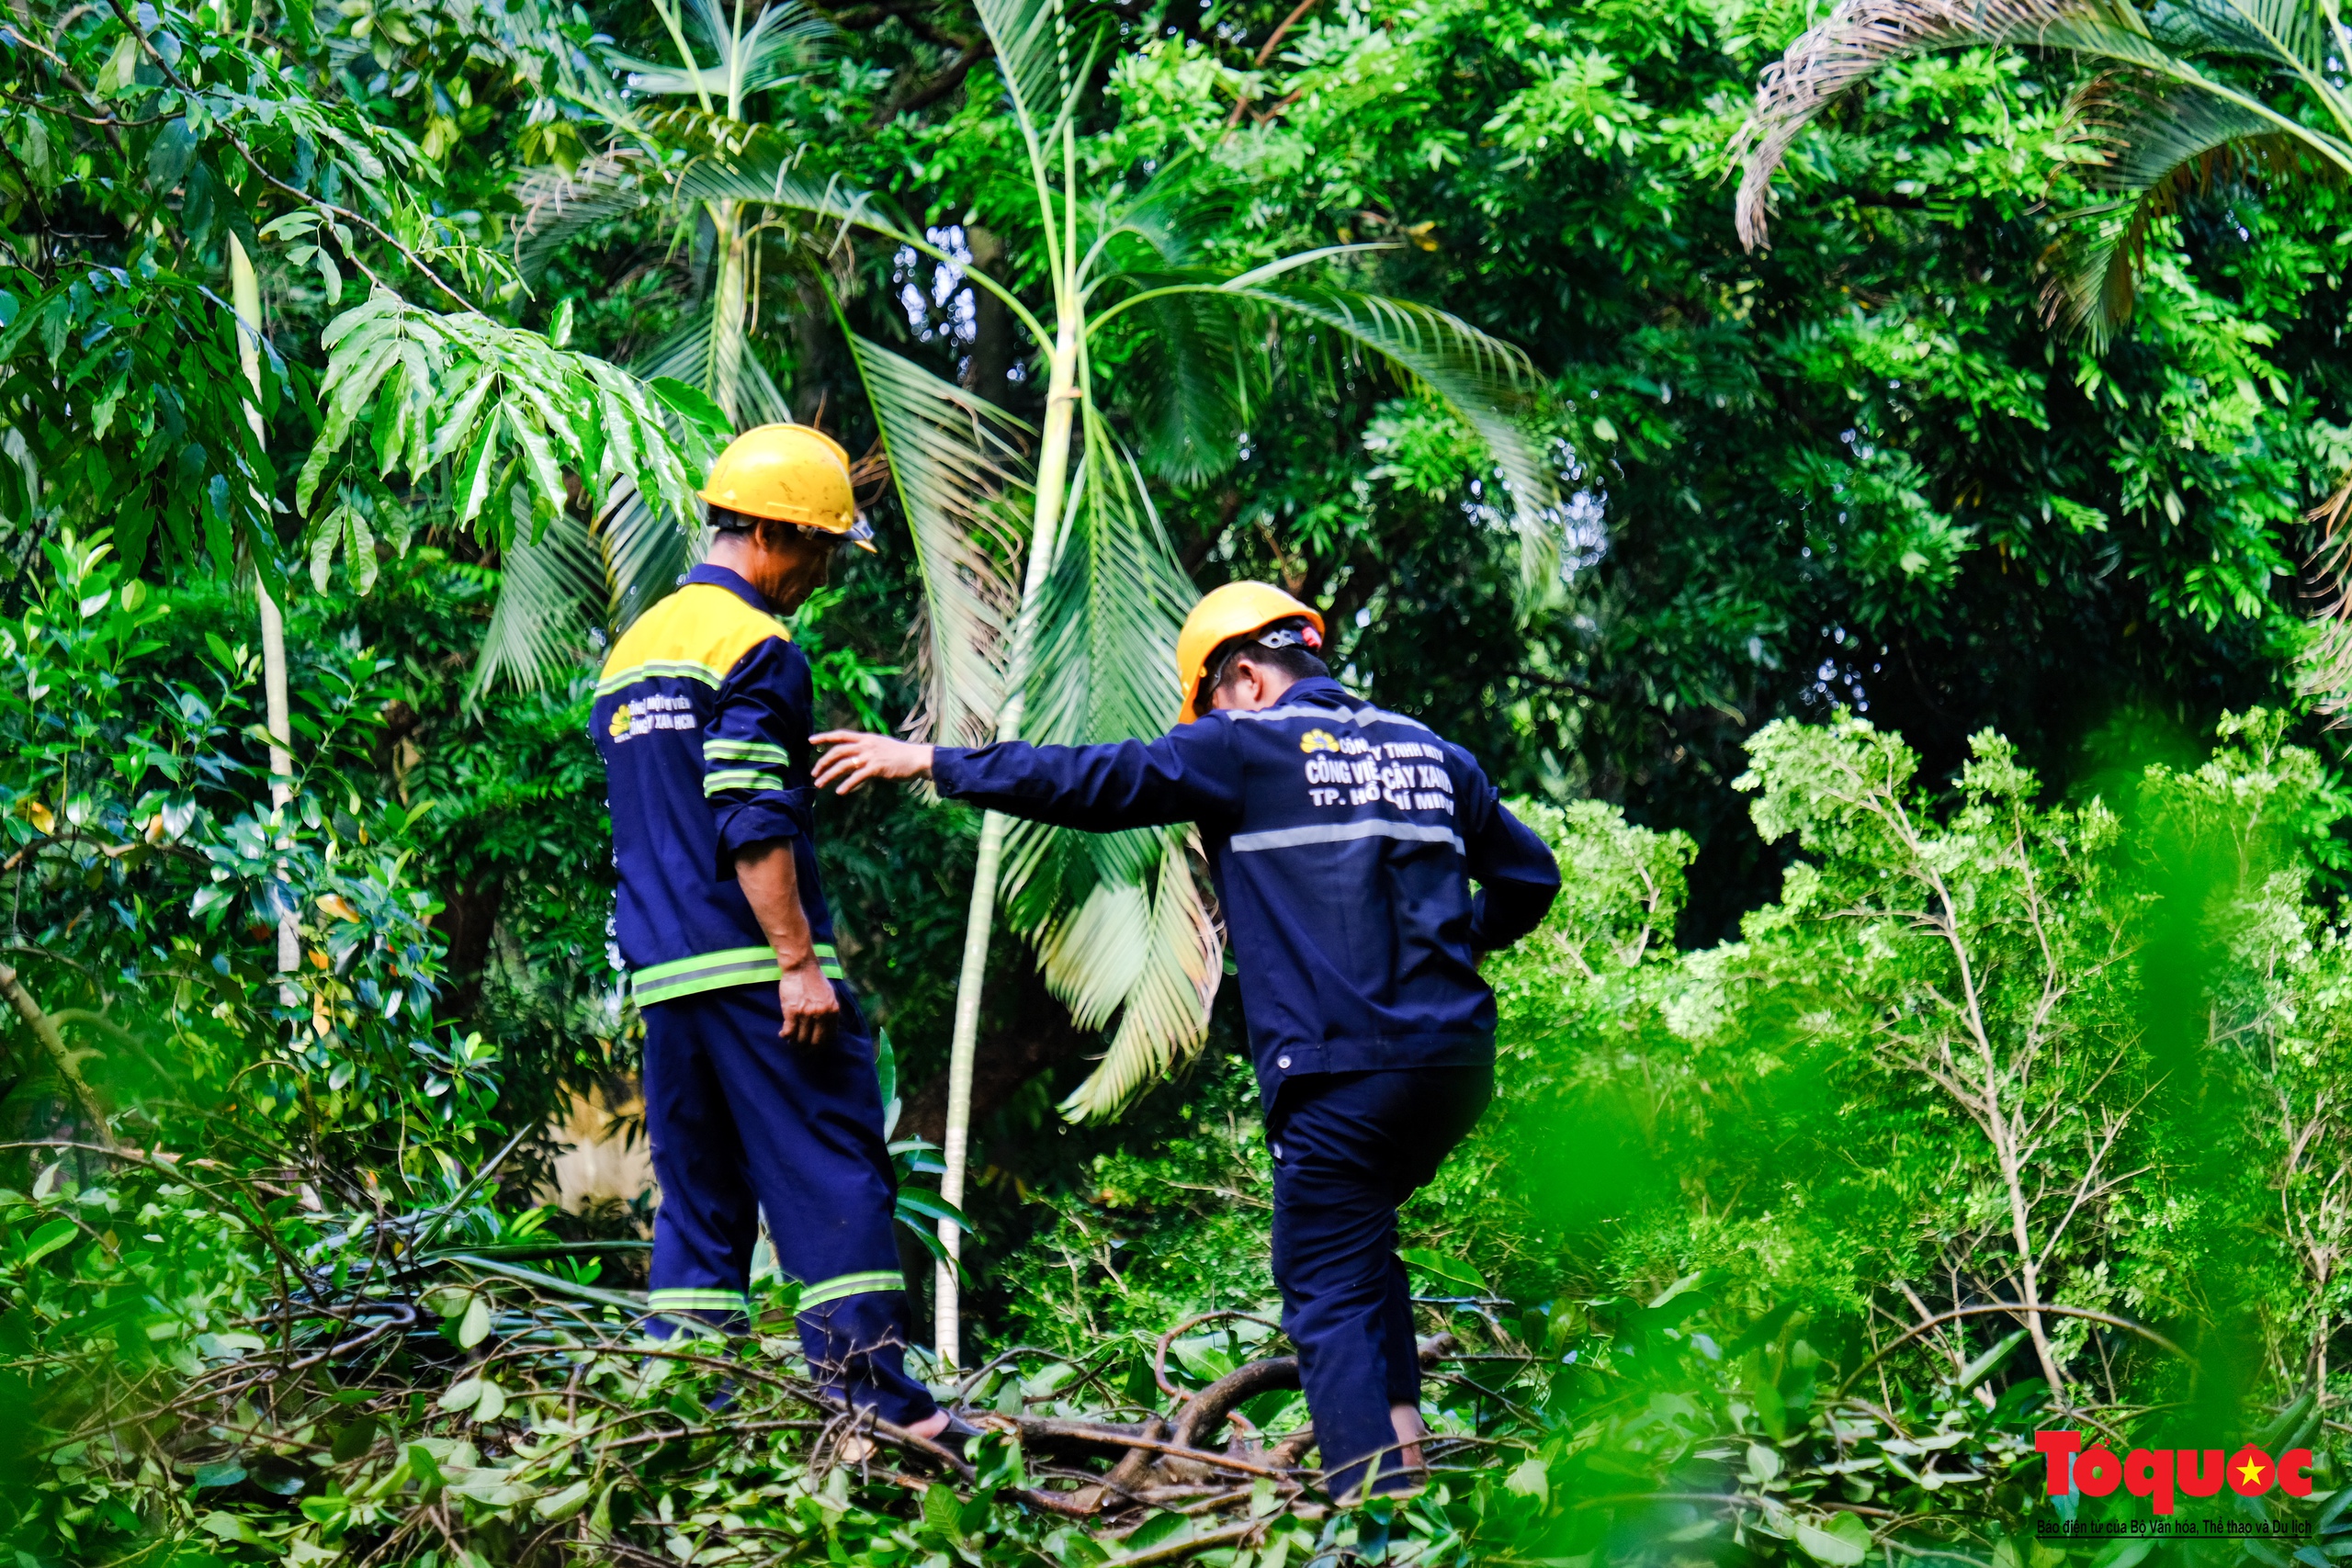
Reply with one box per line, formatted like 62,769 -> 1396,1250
698,423 -> 876,552
1176,581 -> 1326,724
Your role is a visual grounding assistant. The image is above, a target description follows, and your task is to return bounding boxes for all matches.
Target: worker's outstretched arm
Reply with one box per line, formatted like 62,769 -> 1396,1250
813,725 -> 1243,831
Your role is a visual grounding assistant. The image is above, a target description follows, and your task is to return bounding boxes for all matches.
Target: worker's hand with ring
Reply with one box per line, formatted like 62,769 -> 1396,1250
811,731 -> 934,795
775,952 -> 840,1047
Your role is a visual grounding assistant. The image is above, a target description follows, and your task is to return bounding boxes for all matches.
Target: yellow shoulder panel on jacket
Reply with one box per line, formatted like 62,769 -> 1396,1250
597,583 -> 789,694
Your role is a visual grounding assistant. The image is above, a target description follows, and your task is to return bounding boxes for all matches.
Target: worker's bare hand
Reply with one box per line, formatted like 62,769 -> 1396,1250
811,731 -> 935,795
775,955 -> 840,1047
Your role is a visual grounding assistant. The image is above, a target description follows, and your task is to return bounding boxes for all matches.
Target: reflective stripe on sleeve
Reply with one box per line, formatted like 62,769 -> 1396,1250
634,942 -> 847,1005
797,1269 -> 906,1311
1227,819 -> 1464,855
704,768 -> 787,795
648,1288 -> 752,1314
705,739 -> 794,765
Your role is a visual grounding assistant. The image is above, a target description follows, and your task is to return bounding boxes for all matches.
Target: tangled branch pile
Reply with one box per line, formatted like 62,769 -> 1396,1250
9,1139 -> 1554,1568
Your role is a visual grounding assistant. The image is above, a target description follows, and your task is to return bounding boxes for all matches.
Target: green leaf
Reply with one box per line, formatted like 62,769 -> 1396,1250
17,1217 -> 77,1268
1398,1246 -> 1487,1295
329,1416 -> 379,1463
453,408 -> 505,525
457,1295 -> 492,1348
94,31 -> 139,96
1955,1328 -> 2029,1392
1791,1513 -> 1871,1566
648,376 -> 735,445
535,1478 -> 593,1521
147,118 -> 198,191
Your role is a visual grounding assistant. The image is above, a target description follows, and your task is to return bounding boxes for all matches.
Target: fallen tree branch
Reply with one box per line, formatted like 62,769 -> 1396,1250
0,961 -> 114,1148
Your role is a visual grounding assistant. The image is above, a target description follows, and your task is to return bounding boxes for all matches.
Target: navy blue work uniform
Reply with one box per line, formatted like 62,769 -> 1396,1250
594,563 -> 934,1429
933,676 -> 1560,1495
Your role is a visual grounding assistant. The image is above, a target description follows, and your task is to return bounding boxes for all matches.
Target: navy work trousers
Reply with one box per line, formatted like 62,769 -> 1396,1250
641,982 -> 936,1428
1267,1066 -> 1493,1501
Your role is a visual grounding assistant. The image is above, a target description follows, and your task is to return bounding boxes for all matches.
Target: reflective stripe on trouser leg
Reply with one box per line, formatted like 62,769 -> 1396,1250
640,983 -> 936,1427
797,1276 -> 922,1423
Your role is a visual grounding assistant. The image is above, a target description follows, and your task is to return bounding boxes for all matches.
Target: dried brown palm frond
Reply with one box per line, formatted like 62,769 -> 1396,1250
1733,0 -> 2127,249
1733,0 -> 2352,264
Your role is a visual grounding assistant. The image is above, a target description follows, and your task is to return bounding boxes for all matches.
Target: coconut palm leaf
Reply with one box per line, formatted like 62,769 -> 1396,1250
1118,289 -> 1250,490
1235,282 -> 1561,592
998,404 -> 1219,1115
639,299 -> 796,430
512,152 -> 657,282
471,497 -> 608,696
970,0 -> 1093,156
2045,81 -> 2295,335
1733,0 -> 2352,250
838,330 -> 1028,750
593,481 -> 700,636
607,0 -> 831,107
1055,829 -> 1221,1121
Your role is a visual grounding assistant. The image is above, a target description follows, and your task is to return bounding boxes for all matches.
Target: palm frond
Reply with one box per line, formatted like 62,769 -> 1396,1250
1236,283 -> 1562,593
2156,0 -> 2324,67
732,0 -> 833,95
840,332 -> 1029,750
1091,159 -> 1233,271
971,0 -> 1090,152
672,155 -> 909,246
1118,289 -> 1250,489
2044,78 -> 2291,337
1057,832 -> 1221,1122
593,481 -> 701,636
1732,0 -> 2165,249
1032,879 -> 1151,1029
471,497 -> 607,698
639,299 -> 795,428
2298,477 -> 2352,715
511,152 -> 656,281
609,0 -> 831,99
1000,406 -> 1217,1114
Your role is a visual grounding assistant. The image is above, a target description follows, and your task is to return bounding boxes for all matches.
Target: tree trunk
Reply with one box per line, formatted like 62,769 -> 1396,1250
229,234 -> 298,982
933,316 -> 1083,1367
708,201 -> 750,427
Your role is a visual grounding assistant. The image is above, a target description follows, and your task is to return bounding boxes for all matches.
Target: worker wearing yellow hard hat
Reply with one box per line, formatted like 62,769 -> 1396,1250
1174,581 -> 1327,723
593,423 -> 973,1450
699,422 -> 877,551
809,578 -> 1562,1499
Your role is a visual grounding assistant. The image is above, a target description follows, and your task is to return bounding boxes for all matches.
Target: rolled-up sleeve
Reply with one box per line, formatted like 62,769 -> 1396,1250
705,635 -> 816,877
933,720 -> 1246,831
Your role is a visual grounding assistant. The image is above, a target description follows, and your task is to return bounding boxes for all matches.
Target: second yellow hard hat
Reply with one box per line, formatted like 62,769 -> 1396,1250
699,423 -> 876,552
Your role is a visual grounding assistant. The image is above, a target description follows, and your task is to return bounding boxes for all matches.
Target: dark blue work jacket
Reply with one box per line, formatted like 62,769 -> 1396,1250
933,678 -> 1561,1105
592,565 -> 843,1008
